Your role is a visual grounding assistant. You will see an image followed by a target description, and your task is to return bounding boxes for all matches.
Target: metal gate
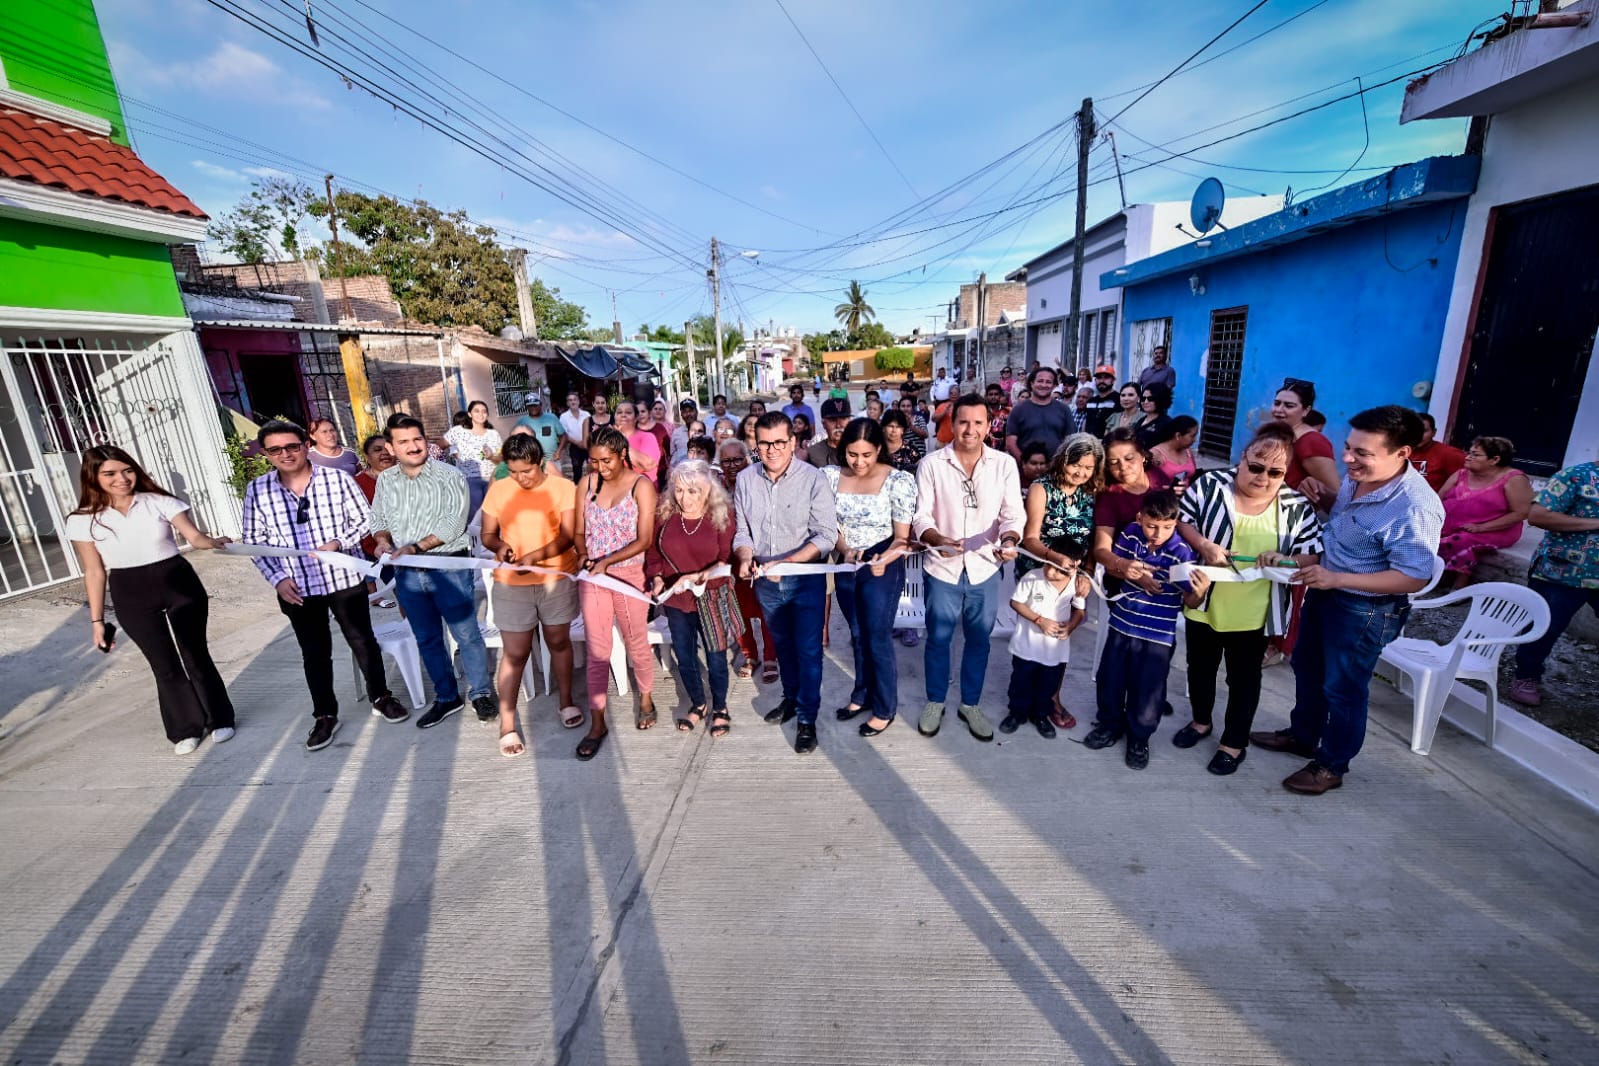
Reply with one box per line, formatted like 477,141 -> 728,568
0,334 -> 223,599
1456,184 -> 1599,477
1199,307 -> 1248,460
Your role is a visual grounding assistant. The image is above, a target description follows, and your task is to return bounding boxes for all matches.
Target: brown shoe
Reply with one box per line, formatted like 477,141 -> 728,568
370,694 -> 409,723
1283,761 -> 1343,795
1249,728 -> 1317,758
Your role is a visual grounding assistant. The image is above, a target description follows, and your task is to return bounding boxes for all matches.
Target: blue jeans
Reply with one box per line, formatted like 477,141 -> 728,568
1094,629 -> 1174,741
754,574 -> 826,724
1288,589 -> 1410,775
923,570 -> 1001,707
393,564 -> 493,703
834,552 -> 905,721
664,605 -> 729,711
464,475 -> 489,520
1515,577 -> 1599,681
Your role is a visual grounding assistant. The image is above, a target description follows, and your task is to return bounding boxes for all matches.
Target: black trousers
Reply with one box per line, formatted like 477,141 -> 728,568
1185,618 -> 1268,750
108,556 -> 235,743
278,582 -> 390,719
1007,655 -> 1066,721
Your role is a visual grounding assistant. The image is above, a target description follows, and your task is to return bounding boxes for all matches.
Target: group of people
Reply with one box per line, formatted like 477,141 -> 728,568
65,356 -> 1597,794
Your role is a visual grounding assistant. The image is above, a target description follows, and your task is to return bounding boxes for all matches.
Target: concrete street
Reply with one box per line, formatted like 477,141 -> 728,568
1,550 -> 1596,1065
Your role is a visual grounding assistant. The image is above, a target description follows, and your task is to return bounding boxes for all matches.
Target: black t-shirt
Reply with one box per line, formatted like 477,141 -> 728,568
1084,391 -> 1120,437
1005,399 -> 1074,457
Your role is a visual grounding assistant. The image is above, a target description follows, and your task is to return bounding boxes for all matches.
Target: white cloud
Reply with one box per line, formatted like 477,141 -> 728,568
191,159 -> 245,181
110,39 -> 331,111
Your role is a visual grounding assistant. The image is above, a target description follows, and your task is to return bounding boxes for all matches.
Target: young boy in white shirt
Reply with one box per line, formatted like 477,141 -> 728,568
1001,538 -> 1089,738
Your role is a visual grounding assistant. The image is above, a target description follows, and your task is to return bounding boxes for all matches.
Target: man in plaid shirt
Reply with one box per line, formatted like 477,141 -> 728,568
243,420 -> 409,751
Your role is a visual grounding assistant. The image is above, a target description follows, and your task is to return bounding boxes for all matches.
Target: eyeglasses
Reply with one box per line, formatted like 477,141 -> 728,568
1282,377 -> 1316,391
1141,394 -> 1155,401
1245,461 -> 1287,479
755,438 -> 792,451
264,442 -> 306,456
295,495 -> 312,524
961,474 -> 978,509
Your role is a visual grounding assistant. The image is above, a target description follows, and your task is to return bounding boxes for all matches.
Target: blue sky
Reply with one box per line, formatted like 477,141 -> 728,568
99,0 -> 1494,335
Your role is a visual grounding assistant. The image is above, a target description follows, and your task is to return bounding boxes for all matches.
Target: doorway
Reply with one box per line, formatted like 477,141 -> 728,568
1455,184 -> 1599,477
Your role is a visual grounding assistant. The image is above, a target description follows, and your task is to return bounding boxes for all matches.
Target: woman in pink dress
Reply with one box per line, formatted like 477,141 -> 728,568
1436,435 -> 1533,591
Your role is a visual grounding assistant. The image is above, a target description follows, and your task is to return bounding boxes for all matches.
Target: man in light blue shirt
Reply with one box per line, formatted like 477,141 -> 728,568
1251,405 -> 1444,795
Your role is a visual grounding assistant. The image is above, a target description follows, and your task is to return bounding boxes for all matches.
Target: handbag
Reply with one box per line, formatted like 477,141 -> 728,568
696,581 -> 745,652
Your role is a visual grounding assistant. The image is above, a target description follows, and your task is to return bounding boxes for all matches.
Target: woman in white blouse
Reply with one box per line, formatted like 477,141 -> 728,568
444,399 -> 503,519
825,418 -> 916,737
66,446 -> 235,755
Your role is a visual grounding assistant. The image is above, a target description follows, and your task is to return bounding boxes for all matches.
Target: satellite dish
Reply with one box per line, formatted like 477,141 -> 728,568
1190,177 -> 1226,235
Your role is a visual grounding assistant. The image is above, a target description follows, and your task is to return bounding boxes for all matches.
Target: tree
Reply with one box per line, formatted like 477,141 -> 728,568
833,280 -> 875,335
208,177 -> 319,267
802,329 -> 846,354
875,346 -> 915,371
528,278 -> 590,338
850,321 -> 895,349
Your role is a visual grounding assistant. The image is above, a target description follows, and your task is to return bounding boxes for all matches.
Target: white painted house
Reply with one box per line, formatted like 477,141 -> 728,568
1402,0 -> 1599,476
1006,197 -> 1282,381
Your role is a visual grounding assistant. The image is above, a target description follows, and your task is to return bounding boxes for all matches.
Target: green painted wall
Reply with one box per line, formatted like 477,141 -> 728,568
0,217 -> 185,317
1,0 -> 129,145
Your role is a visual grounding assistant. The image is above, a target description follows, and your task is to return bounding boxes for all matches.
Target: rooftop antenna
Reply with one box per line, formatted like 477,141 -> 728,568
1190,177 -> 1228,236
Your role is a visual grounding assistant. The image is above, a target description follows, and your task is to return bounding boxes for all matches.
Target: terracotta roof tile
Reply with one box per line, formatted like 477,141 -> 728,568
0,107 -> 206,219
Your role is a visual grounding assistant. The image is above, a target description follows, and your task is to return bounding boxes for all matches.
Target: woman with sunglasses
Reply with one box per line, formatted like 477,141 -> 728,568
1135,383 -> 1175,452
67,445 -> 235,755
1173,422 -> 1323,774
1270,378 -> 1338,511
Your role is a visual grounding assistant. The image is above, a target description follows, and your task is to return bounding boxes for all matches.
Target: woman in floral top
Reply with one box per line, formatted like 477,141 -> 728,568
443,399 -> 502,519
1511,459 -> 1599,706
880,408 -> 919,473
1020,433 -> 1103,579
825,418 -> 916,736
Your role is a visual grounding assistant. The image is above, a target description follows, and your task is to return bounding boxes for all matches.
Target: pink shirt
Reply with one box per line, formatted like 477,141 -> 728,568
913,444 -> 1025,584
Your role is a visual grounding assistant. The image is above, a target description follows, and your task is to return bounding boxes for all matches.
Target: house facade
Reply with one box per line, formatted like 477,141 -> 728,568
1401,0 -> 1599,476
1103,156 -> 1478,461
0,0 -> 234,598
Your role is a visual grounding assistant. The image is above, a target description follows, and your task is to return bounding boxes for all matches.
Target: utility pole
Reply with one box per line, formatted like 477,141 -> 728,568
511,249 -> 538,338
323,174 -> 353,322
684,319 -> 698,405
610,292 -> 623,345
975,271 -> 987,386
1065,98 -> 1094,375
1105,130 -> 1128,211
709,237 -> 725,398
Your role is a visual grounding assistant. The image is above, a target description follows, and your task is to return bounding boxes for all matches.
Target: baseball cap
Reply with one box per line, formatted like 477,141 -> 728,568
1094,364 -> 1116,377
527,393 -> 544,406
820,397 -> 851,419
679,398 -> 698,412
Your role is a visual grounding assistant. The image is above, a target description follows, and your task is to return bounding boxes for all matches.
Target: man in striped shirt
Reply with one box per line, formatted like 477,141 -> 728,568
1252,406 -> 1444,795
1083,489 -> 1210,770
370,416 -> 496,729
243,420 -> 409,751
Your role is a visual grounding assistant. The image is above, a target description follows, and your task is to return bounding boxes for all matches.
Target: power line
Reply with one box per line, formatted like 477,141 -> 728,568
1100,0 -> 1273,128
771,0 -> 919,199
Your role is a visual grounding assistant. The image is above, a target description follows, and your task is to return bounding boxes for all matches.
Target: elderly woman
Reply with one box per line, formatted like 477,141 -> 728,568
307,417 -> 360,477
1104,383 -> 1143,436
1436,435 -> 1532,590
647,460 -> 738,737
826,418 -> 915,737
1174,422 -> 1323,774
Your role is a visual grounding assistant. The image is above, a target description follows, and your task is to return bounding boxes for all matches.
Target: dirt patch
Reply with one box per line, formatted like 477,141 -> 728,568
1401,598 -> 1599,754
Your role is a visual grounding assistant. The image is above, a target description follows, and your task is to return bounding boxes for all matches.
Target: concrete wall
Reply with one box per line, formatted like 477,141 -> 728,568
1428,73 -> 1599,469
0,217 -> 186,318
1119,199 -> 1468,461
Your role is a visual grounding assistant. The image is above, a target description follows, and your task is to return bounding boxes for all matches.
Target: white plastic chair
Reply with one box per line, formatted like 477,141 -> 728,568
537,602 -> 673,699
357,584 -> 428,710
1380,581 -> 1550,755
1412,555 -> 1447,599
475,569 -> 537,704
894,552 -> 926,632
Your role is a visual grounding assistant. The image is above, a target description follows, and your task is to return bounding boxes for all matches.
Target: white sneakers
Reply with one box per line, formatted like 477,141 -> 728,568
174,727 -> 235,756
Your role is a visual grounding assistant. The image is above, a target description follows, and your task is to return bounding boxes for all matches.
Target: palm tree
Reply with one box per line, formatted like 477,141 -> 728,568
833,280 -> 876,336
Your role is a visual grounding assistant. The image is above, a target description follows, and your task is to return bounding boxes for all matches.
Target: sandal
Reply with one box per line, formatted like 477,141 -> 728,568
708,709 -> 731,738
735,661 -> 754,679
560,705 -> 584,729
636,697 -> 657,731
1048,708 -> 1077,731
760,661 -> 780,684
576,730 -> 608,761
677,706 -> 705,732
499,730 -> 525,757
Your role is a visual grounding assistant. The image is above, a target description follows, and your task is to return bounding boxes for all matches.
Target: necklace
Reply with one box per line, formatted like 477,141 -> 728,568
679,512 -> 705,536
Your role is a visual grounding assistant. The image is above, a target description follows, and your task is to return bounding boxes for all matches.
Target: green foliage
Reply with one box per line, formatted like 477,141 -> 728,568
223,430 -> 272,499
874,346 -> 915,371
639,323 -> 685,345
803,329 -> 847,354
850,321 -> 895,349
833,280 -> 876,335
528,278 -> 591,338
207,177 -> 319,264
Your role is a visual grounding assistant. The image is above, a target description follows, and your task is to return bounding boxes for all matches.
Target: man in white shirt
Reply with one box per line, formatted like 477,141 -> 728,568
706,394 -> 739,437
930,366 -> 955,403
913,394 -> 1025,742
558,392 -> 590,477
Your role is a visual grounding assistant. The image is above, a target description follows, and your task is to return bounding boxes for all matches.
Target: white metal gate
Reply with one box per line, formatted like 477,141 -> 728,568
0,334 -> 226,599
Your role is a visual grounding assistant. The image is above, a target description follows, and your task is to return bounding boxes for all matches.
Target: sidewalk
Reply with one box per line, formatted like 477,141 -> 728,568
2,551 -> 1596,1065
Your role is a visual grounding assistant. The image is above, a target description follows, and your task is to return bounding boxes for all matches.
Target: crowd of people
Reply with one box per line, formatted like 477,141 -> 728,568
65,357 -> 1599,793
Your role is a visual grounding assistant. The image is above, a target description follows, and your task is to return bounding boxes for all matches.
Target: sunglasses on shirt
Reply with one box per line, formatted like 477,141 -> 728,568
1281,377 -> 1316,392
296,495 -> 311,524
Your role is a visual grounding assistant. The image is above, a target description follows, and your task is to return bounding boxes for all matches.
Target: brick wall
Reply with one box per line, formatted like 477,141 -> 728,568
362,335 -> 457,434
951,281 -> 1026,328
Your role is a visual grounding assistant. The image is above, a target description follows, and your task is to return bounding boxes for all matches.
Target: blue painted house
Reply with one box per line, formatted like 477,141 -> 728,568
1101,155 -> 1479,461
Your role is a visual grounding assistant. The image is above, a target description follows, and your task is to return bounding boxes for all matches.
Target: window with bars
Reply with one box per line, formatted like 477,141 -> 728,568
490,362 -> 531,415
1199,307 -> 1248,459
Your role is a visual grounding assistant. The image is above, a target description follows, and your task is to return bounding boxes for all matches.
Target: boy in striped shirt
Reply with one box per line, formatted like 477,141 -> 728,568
1084,489 -> 1211,769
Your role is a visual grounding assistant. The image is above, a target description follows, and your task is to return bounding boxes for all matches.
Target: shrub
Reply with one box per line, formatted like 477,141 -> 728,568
874,346 -> 914,371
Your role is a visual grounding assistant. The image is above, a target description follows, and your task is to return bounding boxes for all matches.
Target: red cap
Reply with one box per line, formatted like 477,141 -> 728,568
1094,364 -> 1116,377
